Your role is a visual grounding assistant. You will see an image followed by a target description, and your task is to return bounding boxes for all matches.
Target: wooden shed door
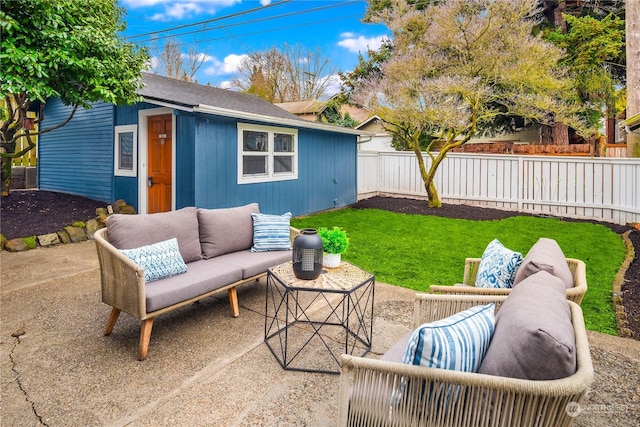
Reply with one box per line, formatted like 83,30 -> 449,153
147,114 -> 172,213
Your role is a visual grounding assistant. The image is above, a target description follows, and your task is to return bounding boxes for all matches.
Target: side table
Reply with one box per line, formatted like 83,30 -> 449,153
264,261 -> 375,374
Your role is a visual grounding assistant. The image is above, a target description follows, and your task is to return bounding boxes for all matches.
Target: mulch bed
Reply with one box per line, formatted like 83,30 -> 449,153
2,190 -> 638,339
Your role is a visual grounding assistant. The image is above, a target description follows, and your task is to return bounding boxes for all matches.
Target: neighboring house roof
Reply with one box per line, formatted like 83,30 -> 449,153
138,73 -> 366,136
274,100 -> 329,115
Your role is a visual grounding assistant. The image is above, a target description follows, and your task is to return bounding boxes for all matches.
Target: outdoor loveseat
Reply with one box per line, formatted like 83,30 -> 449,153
94,204 -> 297,360
338,290 -> 594,427
429,238 -> 588,304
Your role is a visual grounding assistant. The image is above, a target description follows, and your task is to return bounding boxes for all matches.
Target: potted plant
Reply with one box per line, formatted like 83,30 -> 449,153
318,226 -> 349,268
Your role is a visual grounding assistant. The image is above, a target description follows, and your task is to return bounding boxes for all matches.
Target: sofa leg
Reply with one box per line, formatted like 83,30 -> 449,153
138,319 -> 154,361
104,308 -> 121,336
228,287 -> 239,318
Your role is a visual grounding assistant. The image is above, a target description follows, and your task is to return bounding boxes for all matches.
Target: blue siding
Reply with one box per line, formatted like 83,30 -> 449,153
175,113 -> 196,208
192,114 -> 358,216
39,100 -> 358,216
39,99 -> 114,203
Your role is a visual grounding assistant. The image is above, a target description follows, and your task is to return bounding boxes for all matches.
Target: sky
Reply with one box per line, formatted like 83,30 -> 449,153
119,0 -> 390,95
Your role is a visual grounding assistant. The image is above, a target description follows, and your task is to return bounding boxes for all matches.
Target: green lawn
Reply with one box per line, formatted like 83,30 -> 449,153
291,207 -> 627,335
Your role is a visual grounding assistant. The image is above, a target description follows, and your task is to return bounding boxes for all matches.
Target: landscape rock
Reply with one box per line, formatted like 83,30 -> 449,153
57,230 -> 71,244
119,205 -> 136,214
0,234 -> 6,250
37,233 -> 61,247
5,238 -> 27,252
85,219 -> 103,238
64,226 -> 88,243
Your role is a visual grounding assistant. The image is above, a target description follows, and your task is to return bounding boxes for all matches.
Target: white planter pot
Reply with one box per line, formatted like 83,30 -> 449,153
323,253 -> 341,268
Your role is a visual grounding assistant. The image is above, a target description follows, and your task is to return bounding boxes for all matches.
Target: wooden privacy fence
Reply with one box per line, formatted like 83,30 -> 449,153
10,129 -> 38,167
357,151 -> 640,226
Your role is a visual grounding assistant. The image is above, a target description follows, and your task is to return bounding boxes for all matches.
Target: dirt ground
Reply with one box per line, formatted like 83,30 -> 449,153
1,190 -> 639,339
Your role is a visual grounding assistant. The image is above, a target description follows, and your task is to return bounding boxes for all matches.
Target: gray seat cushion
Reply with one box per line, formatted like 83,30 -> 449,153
145,259 -> 243,312
514,237 -> 573,289
478,270 -> 576,380
106,207 -> 202,263
215,250 -> 292,279
198,204 -> 259,259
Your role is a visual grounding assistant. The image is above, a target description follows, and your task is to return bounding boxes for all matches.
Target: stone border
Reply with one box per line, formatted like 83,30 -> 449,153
613,230 -> 636,338
1,200 -> 135,252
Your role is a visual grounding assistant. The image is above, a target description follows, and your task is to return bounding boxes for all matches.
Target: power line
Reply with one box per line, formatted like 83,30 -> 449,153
131,1 -> 366,46
156,13 -> 365,50
126,0 -> 292,39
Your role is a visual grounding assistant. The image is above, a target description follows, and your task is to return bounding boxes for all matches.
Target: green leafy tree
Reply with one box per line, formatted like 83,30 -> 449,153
0,0 -> 149,196
357,0 -> 589,207
544,13 -> 625,130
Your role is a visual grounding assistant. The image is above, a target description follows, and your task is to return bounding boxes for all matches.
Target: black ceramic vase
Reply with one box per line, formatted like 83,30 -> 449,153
292,228 -> 323,280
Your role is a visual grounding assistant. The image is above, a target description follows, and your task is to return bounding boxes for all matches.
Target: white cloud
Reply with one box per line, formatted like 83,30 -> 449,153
218,80 -> 233,89
260,0 -> 272,5
322,74 -> 342,98
338,34 -> 387,54
203,53 -> 248,76
123,0 -> 240,21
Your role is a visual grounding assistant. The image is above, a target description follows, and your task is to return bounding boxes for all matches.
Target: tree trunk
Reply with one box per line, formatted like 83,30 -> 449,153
627,0 -> 640,157
1,155 -> 12,196
540,124 -> 553,144
553,123 -> 570,145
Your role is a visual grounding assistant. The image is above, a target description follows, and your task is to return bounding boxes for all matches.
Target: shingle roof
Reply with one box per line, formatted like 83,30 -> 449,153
274,100 -> 329,115
138,72 -> 303,122
137,73 -> 369,136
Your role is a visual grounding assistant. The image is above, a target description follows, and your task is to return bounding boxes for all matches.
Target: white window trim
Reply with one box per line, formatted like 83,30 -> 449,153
114,124 -> 137,177
237,123 -> 298,184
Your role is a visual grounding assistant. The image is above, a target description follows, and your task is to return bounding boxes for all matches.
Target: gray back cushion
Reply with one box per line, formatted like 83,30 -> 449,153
478,271 -> 576,380
198,203 -> 259,259
514,238 -> 573,288
106,207 -> 202,263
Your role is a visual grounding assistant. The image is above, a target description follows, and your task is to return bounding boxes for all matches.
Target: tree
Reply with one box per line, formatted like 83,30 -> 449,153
627,0 -> 640,157
357,0 -> 589,207
231,44 -> 334,102
0,0 -> 149,196
153,38 -> 206,83
544,13 -> 625,130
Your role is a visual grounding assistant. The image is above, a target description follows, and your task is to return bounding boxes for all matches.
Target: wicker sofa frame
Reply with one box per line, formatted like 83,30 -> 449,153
94,226 -> 299,360
428,257 -> 588,304
338,293 -> 593,427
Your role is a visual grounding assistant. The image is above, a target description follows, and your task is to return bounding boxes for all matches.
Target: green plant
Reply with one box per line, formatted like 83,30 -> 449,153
318,227 -> 349,254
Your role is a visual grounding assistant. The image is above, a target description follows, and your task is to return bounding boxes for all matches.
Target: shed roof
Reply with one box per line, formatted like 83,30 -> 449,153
138,73 -> 367,136
274,100 -> 329,115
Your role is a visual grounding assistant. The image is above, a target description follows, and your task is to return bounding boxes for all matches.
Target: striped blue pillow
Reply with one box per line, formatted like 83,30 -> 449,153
120,238 -> 188,283
251,212 -> 292,252
403,303 -> 496,372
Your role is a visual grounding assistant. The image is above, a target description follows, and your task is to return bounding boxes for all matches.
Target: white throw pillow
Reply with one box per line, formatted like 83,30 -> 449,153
475,239 -> 523,289
251,212 -> 292,252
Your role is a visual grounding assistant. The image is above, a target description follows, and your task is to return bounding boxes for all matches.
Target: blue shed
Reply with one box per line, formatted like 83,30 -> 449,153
38,73 -> 367,216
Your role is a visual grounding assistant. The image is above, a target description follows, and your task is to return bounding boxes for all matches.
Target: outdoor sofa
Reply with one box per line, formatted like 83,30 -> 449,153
429,238 -> 588,304
338,286 -> 594,426
94,204 -> 297,360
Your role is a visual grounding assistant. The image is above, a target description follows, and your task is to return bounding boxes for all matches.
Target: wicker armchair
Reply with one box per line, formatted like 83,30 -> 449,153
428,258 -> 588,304
338,293 -> 593,427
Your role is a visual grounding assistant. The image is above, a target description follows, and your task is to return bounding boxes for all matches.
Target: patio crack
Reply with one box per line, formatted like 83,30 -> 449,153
9,328 -> 49,427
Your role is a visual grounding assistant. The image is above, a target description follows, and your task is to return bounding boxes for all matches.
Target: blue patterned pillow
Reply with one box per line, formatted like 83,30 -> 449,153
251,212 -> 292,252
476,239 -> 523,289
120,238 -> 188,283
403,303 -> 496,371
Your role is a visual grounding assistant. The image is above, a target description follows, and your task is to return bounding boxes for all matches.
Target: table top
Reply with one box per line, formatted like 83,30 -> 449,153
269,261 -> 374,291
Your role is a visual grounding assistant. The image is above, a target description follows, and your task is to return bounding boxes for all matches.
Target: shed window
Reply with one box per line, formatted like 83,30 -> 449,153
114,125 -> 137,177
238,124 -> 297,184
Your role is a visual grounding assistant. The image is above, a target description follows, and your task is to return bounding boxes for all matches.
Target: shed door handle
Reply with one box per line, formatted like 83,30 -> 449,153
147,177 -> 154,187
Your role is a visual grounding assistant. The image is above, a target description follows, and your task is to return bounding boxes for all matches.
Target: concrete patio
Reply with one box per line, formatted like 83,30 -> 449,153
2,241 -> 639,426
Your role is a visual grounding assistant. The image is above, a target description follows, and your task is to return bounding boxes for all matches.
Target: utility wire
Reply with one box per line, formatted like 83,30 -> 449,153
127,0 -> 292,39
153,13 -> 365,50
130,1 -> 366,45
